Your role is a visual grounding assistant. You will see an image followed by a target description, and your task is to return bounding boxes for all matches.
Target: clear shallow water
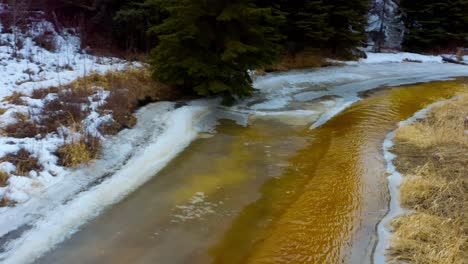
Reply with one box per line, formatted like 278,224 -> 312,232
36,81 -> 467,264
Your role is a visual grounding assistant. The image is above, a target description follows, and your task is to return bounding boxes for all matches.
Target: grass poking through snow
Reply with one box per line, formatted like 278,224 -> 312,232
388,92 -> 468,264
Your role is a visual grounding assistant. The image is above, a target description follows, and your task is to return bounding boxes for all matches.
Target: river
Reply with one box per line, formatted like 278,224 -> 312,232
36,77 -> 467,263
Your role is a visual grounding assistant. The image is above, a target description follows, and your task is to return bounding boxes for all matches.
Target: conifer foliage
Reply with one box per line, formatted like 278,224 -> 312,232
148,0 -> 284,101
401,0 -> 468,51
267,0 -> 369,57
324,0 -> 370,57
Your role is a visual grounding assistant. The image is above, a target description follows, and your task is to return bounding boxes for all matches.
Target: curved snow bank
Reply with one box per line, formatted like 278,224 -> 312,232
361,52 -> 442,64
373,97 -> 458,264
0,102 -> 214,264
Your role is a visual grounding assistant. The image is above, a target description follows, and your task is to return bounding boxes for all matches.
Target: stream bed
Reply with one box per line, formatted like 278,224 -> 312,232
36,80 -> 467,264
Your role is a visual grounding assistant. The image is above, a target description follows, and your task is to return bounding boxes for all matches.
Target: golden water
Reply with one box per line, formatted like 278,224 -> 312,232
37,81 -> 467,264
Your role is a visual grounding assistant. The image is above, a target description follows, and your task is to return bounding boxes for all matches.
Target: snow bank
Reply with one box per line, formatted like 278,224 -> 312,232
361,52 -> 442,64
0,102 -> 214,264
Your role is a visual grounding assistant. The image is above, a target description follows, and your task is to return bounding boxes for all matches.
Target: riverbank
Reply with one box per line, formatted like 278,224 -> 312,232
386,94 -> 468,263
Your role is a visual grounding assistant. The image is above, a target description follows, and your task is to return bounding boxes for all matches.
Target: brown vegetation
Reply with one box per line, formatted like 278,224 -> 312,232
0,67 -> 180,194
257,49 -> 343,74
56,132 -> 101,167
388,93 -> 468,264
0,170 -> 9,187
69,68 -> 180,134
0,149 -> 42,176
3,92 -> 27,105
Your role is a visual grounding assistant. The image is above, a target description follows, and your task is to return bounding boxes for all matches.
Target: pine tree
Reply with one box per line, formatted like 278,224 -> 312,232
148,0 -> 284,101
260,0 -> 368,57
324,0 -> 370,57
295,0 -> 332,47
401,0 -> 468,51
113,0 -> 163,52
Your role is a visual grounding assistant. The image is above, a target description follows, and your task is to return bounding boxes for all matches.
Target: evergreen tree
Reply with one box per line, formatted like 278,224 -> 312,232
148,0 -> 284,101
275,0 -> 332,52
324,0 -> 370,57
401,0 -> 468,51
113,0 -> 164,52
269,0 -> 369,57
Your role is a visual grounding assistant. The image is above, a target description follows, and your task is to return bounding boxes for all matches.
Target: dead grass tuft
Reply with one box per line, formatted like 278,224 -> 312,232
0,149 -> 42,176
0,170 -> 9,187
56,132 -> 101,168
3,92 -> 27,105
388,93 -> 468,263
389,213 -> 466,264
3,113 -> 42,138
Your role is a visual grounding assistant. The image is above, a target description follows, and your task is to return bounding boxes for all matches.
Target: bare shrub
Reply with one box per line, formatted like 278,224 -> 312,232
39,89 -> 92,133
31,87 -> 59,99
72,68 -> 179,134
32,32 -> 56,52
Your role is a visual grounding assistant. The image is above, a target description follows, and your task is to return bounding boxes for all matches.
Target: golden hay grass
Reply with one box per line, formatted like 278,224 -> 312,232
389,93 -> 468,263
259,49 -> 340,73
0,170 -> 9,187
56,141 -> 92,168
69,67 -> 178,102
389,213 -> 466,264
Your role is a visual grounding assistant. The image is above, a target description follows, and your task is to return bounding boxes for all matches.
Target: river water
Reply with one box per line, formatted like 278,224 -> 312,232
36,80 -> 467,264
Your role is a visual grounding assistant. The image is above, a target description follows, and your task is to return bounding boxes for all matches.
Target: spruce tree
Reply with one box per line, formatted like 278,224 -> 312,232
295,0 -> 332,47
401,0 -> 468,51
324,0 -> 370,57
148,0 -> 284,101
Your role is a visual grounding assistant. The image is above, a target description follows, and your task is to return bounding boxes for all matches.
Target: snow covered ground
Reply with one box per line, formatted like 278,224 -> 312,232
0,9 -> 138,205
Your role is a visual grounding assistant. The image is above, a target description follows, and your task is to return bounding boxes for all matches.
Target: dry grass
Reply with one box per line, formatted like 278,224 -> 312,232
2,112 -> 43,138
0,68 -> 180,175
0,170 -> 9,187
55,126 -> 101,168
0,108 -> 6,115
31,87 -> 59,99
2,92 -> 27,105
260,49 -> 339,73
388,93 -> 468,263
70,67 -> 179,102
390,213 -> 465,264
0,149 -> 42,176
69,68 -> 180,135
56,140 -> 95,168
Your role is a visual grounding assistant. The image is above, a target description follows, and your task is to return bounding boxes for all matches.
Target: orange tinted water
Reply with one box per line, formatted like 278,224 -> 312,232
211,81 -> 467,264
37,81 -> 467,264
